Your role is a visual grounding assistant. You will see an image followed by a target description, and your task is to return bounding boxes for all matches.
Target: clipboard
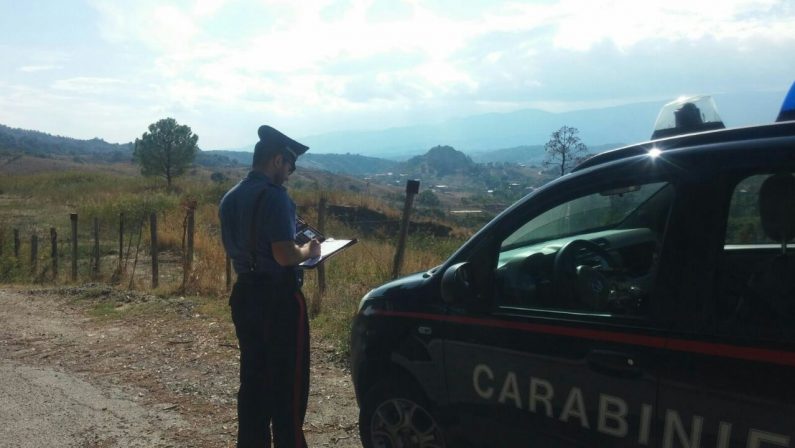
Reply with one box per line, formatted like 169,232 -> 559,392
299,238 -> 358,268
296,216 -> 357,268
295,216 -> 325,244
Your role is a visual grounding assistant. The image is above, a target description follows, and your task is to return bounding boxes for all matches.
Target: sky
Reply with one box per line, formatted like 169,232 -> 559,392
1,0 -> 794,150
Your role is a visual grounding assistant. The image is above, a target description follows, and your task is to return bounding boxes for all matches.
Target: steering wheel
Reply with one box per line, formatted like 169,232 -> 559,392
552,239 -> 617,310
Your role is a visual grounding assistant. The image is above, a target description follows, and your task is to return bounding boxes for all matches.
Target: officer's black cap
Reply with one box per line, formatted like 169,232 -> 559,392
253,125 -> 309,167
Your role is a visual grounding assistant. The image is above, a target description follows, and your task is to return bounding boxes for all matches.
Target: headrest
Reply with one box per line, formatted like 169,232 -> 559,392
759,173 -> 795,243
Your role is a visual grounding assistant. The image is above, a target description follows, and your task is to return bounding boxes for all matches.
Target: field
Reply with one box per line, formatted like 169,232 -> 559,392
0,157 -> 474,353
0,157 -> 487,445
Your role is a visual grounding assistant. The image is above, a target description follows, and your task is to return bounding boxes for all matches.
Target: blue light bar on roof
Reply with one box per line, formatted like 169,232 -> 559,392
777,81 -> 795,122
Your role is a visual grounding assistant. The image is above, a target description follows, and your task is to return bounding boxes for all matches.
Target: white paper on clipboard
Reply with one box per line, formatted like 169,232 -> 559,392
299,238 -> 357,268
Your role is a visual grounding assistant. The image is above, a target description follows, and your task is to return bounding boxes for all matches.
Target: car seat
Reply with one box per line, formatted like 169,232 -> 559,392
745,173 -> 795,332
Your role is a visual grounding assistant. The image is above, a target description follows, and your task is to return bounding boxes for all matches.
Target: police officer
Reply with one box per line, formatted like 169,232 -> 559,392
219,125 -> 321,448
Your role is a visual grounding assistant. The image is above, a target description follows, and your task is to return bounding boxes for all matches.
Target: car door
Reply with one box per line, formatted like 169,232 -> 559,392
657,158 -> 795,448
442,163 -> 679,447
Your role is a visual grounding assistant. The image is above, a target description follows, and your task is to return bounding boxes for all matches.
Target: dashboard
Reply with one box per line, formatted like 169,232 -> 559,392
495,227 -> 659,315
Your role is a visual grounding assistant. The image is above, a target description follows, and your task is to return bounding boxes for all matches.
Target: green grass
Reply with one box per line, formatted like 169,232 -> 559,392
310,303 -> 359,362
87,300 -> 126,320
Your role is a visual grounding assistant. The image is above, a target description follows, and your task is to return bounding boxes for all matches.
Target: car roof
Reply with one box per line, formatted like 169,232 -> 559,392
572,121 -> 795,173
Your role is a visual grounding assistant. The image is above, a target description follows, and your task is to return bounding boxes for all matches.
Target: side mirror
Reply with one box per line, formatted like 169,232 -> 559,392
441,262 -> 475,304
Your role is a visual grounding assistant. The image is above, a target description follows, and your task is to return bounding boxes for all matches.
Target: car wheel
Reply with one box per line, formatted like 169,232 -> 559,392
359,378 -> 446,448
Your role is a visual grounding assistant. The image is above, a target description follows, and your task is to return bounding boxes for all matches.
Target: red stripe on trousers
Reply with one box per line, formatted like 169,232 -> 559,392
294,291 -> 306,447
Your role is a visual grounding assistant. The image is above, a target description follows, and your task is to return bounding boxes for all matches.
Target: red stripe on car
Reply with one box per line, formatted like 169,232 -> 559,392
374,310 -> 795,367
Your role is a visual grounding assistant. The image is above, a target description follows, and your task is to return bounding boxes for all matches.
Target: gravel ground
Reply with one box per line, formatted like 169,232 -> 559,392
0,286 -> 361,447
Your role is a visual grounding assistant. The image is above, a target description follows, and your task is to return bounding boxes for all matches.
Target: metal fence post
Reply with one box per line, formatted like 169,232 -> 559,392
392,180 -> 420,279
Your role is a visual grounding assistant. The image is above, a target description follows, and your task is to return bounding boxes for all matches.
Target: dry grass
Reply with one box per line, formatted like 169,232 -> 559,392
0,166 -> 470,353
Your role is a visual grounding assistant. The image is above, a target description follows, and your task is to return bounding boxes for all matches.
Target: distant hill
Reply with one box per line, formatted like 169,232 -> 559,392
403,145 -> 476,177
0,124 -> 549,200
9,88 -> 781,175
295,90 -> 786,158
196,150 -> 250,167
0,123 -> 133,163
470,144 -> 546,164
199,150 -> 400,175
296,103 -> 660,157
0,121 -> 619,179
469,143 -> 624,165
300,153 -> 398,175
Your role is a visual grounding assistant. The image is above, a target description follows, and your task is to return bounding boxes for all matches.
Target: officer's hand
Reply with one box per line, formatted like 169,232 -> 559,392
308,238 -> 322,258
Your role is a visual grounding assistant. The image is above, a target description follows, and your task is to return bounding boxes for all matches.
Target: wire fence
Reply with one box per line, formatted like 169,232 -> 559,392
0,184 -> 431,311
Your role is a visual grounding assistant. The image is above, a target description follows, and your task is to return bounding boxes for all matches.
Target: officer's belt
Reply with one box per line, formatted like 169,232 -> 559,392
236,270 -> 296,286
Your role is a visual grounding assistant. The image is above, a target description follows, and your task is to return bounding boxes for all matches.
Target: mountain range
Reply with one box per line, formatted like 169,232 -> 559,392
1,89 -> 787,175
291,90 -> 787,158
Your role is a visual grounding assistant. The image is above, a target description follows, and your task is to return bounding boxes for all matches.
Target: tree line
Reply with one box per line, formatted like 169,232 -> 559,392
3,117 -> 590,190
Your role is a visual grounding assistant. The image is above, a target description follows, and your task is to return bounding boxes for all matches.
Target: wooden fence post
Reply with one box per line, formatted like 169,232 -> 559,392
150,213 -> 158,289
123,219 -> 137,272
118,212 -> 124,274
182,205 -> 195,290
92,217 -> 100,279
392,180 -> 420,279
13,228 -> 20,258
30,234 -> 38,275
50,227 -> 58,280
70,214 -> 78,281
128,219 -> 144,290
313,196 -> 328,316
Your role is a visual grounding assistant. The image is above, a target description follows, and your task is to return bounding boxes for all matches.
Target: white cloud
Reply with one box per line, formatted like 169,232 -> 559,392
18,65 -> 61,73
0,83 -> 147,142
547,0 -> 791,51
91,1 -> 200,51
52,77 -> 127,94
7,0 -> 791,148
193,0 -> 229,17
100,1 -> 790,107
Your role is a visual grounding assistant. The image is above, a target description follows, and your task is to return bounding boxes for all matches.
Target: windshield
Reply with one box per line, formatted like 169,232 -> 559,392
501,182 -> 669,249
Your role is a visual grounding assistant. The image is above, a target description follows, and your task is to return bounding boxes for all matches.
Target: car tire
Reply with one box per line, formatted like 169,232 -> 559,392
359,377 -> 446,448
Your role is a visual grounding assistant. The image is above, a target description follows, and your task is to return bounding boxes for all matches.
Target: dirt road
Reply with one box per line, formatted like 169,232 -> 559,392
0,286 -> 361,447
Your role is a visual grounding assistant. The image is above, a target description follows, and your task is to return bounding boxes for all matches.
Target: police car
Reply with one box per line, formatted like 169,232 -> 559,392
351,84 -> 795,448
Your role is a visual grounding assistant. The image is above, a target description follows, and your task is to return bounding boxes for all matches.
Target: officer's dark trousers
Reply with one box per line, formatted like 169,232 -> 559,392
230,273 -> 310,448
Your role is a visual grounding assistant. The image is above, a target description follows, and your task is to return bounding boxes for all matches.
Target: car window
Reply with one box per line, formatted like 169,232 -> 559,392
725,175 -> 776,244
715,172 -> 795,342
501,182 -> 668,250
495,181 -> 673,317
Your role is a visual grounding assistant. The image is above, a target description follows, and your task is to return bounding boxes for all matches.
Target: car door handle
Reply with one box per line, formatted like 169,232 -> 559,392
417,326 -> 432,336
586,350 -> 642,378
